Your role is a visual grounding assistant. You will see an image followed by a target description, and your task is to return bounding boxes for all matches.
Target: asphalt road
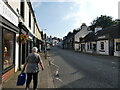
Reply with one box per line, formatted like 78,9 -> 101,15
48,46 -> 118,88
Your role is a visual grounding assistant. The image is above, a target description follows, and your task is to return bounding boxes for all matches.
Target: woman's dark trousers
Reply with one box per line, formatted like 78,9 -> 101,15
26,73 -> 38,89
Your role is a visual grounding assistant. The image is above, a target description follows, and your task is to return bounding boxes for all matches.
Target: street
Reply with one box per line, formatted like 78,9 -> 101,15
48,46 -> 118,88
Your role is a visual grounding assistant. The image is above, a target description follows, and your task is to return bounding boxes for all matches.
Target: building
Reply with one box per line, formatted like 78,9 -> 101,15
80,24 -> 120,57
0,0 -> 19,83
0,0 -> 42,85
62,29 -> 79,49
95,24 -> 119,56
80,32 -> 96,53
74,23 -> 89,51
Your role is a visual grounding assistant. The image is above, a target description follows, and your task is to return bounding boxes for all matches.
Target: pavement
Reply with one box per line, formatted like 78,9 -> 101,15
2,52 -> 54,89
0,84 -> 2,90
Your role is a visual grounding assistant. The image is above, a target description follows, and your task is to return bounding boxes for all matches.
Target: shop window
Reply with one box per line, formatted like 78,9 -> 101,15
116,42 -> 120,51
100,42 -> 104,50
3,29 -> 15,69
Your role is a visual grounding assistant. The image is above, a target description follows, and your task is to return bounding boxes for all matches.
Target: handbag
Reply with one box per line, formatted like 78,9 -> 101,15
17,73 -> 26,86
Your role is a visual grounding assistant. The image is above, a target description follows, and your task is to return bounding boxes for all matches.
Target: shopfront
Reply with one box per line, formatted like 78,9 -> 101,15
0,16 -> 19,82
18,22 -> 28,69
0,0 -> 19,82
28,32 -> 34,53
0,21 -> 2,88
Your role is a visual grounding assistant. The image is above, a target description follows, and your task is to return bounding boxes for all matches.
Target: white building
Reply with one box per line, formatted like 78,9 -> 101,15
74,23 -> 89,51
81,24 -> 120,57
0,0 -> 42,84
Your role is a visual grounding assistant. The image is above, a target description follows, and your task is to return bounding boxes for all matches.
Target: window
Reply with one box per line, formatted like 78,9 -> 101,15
93,44 -> 96,50
29,11 -> 31,28
20,0 -> 25,19
90,43 -> 92,49
33,21 -> 35,34
116,42 -> 120,51
3,29 -> 15,69
100,42 -> 104,50
87,43 -> 89,50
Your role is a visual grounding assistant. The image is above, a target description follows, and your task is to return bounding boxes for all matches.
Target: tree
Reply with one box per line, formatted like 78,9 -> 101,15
90,15 -> 117,30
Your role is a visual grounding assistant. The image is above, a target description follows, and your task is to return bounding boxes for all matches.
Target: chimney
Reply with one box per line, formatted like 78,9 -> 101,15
95,26 -> 102,33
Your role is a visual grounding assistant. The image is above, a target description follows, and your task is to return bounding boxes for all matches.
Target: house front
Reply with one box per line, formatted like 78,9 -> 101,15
74,23 -> 89,51
0,0 -> 19,83
97,39 -> 109,55
96,24 -> 118,56
80,31 -> 97,53
114,23 -> 120,57
114,38 -> 120,56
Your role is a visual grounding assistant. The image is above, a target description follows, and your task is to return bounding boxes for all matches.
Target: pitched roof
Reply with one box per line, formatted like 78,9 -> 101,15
96,23 -> 120,38
81,32 -> 96,42
81,23 -> 120,42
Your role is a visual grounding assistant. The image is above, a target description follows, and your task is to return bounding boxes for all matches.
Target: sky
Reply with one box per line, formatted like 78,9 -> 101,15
31,0 -> 119,39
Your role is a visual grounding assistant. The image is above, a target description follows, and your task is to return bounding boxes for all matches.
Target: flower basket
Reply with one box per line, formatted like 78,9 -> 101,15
18,34 -> 28,44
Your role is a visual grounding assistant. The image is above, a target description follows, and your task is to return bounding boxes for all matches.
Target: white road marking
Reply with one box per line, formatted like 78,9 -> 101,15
55,77 -> 63,82
48,57 -> 63,83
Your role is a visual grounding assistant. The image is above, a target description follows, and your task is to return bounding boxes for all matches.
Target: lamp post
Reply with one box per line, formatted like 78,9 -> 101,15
42,29 -> 47,59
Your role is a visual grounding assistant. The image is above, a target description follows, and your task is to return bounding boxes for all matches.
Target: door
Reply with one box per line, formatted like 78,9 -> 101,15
109,39 -> 114,56
22,43 -> 26,64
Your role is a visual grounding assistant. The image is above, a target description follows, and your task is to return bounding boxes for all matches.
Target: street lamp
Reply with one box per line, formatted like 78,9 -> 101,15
42,29 -> 47,59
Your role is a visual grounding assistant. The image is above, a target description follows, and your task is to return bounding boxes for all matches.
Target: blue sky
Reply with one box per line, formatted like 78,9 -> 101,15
31,0 -> 119,38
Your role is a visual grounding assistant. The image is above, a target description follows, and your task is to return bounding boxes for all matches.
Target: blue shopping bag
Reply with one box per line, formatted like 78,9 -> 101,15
17,73 -> 26,86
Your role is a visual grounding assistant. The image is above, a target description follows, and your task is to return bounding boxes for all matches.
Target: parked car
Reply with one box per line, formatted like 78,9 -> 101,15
46,44 -> 50,50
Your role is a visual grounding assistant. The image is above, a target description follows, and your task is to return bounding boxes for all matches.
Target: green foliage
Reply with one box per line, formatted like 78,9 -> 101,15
90,15 -> 117,30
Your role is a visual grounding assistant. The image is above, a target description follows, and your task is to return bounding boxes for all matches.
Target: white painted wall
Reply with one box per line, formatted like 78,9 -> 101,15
74,44 -> 79,51
74,25 -> 88,50
81,43 -> 86,52
86,42 -> 96,53
15,34 -> 19,72
114,39 -> 120,57
8,0 -> 20,14
97,40 -> 109,55
0,0 -> 18,26
8,0 -> 35,36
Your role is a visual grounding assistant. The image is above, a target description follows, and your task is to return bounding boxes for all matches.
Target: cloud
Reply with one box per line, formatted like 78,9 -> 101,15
63,0 -> 119,29
31,2 -> 42,8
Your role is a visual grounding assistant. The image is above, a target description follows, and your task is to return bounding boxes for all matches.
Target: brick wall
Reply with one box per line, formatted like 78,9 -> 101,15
2,68 -> 14,82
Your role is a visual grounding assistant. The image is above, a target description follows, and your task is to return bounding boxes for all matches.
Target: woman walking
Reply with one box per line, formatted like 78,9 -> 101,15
22,47 -> 44,90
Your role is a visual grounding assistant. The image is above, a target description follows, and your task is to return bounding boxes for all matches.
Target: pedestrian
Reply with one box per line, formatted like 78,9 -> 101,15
22,47 -> 44,90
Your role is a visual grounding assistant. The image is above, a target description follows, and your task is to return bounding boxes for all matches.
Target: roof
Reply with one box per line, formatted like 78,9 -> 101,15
81,32 -> 96,42
96,23 -> 120,39
81,23 -> 120,42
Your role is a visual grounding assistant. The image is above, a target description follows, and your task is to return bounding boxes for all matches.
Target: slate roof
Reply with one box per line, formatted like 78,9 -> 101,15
96,23 -> 120,39
80,32 -> 96,43
81,23 -> 120,42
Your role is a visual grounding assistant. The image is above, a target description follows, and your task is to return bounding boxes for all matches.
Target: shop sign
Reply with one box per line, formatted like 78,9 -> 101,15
0,0 -> 18,26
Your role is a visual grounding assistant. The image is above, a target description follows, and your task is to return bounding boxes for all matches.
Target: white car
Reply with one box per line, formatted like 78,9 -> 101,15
46,45 -> 50,50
